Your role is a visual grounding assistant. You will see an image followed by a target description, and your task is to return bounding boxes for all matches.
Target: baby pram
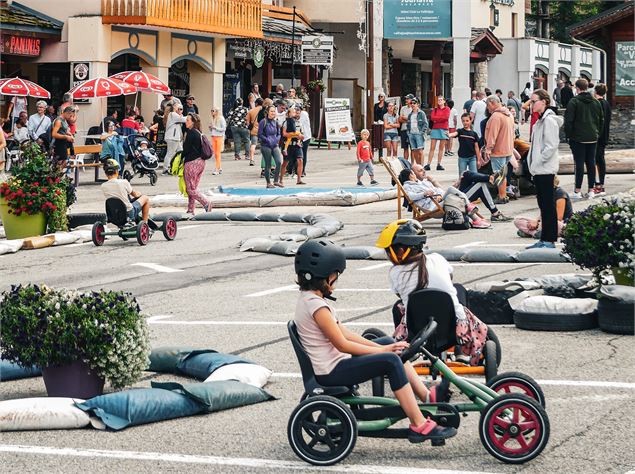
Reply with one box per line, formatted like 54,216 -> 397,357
122,135 -> 159,186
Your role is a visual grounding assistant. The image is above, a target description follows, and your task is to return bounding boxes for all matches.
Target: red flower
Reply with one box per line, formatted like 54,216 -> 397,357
27,201 -> 33,206
41,187 -> 48,193
33,182 -> 39,187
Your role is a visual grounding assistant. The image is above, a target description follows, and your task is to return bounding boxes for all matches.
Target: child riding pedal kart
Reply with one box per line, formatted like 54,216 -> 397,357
287,239 -> 549,466
92,159 -> 177,246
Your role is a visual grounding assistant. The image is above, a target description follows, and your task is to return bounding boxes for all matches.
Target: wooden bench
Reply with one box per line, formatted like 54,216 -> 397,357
67,144 -> 103,185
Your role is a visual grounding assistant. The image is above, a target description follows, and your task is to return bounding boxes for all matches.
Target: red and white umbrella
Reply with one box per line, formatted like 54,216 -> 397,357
109,71 -> 170,94
66,77 -> 137,99
0,77 -> 50,98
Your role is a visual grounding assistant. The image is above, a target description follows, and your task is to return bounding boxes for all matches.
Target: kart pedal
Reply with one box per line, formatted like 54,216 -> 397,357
431,439 -> 445,447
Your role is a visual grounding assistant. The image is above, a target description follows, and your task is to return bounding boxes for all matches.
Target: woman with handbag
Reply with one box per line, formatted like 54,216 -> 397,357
182,113 -> 212,215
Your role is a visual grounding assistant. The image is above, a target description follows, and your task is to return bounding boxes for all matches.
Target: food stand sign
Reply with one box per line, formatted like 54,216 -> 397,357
324,98 -> 354,142
383,0 -> 452,39
615,42 -> 635,96
301,36 -> 334,66
71,62 -> 91,104
0,34 -> 41,56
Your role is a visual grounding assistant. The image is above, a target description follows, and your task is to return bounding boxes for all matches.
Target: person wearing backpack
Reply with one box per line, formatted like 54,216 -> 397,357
258,104 -> 283,188
182,113 -> 212,215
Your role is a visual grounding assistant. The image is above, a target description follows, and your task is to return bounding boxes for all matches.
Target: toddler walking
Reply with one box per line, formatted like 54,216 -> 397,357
357,129 -> 378,186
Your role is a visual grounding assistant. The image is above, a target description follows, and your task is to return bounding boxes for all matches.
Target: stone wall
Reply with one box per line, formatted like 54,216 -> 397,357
608,105 -> 634,149
474,61 -> 488,92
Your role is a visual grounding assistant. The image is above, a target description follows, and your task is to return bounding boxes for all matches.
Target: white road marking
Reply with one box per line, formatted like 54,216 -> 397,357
246,284 -> 298,297
358,261 -> 392,271
271,373 -> 635,389
454,241 -> 486,248
131,263 -> 183,273
176,224 -> 202,231
148,319 -> 394,327
0,444 -> 492,474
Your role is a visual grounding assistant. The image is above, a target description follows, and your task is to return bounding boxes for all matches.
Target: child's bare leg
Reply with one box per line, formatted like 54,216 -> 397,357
404,361 -> 430,402
394,383 -> 425,426
427,140 -> 437,165
437,140 -> 446,165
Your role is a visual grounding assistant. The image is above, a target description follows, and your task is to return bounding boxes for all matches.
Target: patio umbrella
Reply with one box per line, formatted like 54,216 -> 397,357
0,77 -> 51,98
109,71 -> 170,94
66,77 -> 137,131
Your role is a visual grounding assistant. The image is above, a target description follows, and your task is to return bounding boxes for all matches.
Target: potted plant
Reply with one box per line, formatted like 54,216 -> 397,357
0,143 -> 75,239
307,79 -> 325,93
562,192 -> 634,286
0,284 -> 151,398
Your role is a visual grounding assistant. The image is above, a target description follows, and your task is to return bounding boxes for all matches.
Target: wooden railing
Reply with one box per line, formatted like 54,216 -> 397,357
102,0 -> 263,38
262,4 -> 311,28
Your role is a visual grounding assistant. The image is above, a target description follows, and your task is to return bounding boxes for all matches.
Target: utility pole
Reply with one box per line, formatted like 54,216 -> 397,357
366,0 -> 374,130
291,6 -> 296,88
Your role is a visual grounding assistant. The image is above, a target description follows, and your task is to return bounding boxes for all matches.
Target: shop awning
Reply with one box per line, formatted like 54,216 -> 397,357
470,28 -> 504,61
0,1 -> 63,38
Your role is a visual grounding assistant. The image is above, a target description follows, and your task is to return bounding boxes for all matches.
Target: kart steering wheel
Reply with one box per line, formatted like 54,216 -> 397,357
400,318 -> 438,362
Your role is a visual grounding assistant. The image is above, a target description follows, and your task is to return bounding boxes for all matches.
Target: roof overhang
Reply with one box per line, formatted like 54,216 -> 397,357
0,1 -> 63,38
568,2 -> 634,38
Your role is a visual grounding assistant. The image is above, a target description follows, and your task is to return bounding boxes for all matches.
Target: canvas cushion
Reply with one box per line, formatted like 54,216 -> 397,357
204,363 -> 272,388
227,211 -> 259,221
0,360 -> 42,381
148,346 -> 195,372
515,248 -> 569,263
256,213 -> 282,222
461,248 -> 516,262
192,212 -> 229,221
176,351 -> 252,380
516,295 -> 598,315
0,397 -> 90,431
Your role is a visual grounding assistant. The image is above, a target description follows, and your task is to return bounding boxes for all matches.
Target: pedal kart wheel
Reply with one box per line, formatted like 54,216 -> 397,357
479,393 -> 549,464
136,221 -> 150,246
287,395 -> 357,466
486,327 -> 502,366
91,222 -> 106,246
362,327 -> 388,341
162,218 -> 177,241
483,340 -> 498,382
486,372 -> 546,408
149,173 -> 158,186
123,170 -> 133,181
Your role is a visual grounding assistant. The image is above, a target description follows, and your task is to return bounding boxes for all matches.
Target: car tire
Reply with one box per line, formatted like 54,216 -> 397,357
598,299 -> 634,335
68,213 -> 107,229
513,310 -> 598,331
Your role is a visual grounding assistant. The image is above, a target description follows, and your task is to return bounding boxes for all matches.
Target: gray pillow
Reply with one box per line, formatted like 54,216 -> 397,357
461,248 -> 516,262
430,248 -> 466,261
192,212 -> 228,221
515,248 -> 569,263
227,211 -> 259,221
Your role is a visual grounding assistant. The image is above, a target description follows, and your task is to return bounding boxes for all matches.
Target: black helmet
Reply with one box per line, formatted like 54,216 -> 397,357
295,239 -> 346,280
103,158 -> 119,175
234,98 -> 243,107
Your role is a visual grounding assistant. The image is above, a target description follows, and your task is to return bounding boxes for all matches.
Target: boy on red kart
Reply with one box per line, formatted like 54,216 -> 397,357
293,239 -> 456,443
101,158 -> 150,223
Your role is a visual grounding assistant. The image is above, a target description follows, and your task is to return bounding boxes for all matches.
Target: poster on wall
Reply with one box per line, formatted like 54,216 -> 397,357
383,0 -> 452,39
386,96 -> 402,111
615,41 -> 635,96
324,98 -> 354,142
71,62 -> 90,104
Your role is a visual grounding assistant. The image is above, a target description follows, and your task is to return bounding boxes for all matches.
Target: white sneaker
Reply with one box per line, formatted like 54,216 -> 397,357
587,189 -> 596,199
570,192 -> 584,201
212,170 -> 219,175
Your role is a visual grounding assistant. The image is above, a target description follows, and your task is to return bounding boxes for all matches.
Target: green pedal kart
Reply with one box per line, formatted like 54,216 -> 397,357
287,319 -> 549,466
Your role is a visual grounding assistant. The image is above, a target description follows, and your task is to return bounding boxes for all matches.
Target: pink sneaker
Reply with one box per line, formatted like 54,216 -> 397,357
471,218 -> 491,229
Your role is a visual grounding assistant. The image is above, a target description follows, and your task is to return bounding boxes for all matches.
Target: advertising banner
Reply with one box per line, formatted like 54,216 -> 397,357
383,0 -> 452,39
615,41 -> 635,97
324,98 -> 354,142
301,35 -> 334,66
71,62 -> 90,104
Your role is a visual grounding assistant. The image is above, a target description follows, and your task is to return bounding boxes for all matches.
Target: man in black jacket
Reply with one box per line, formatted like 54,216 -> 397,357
560,81 -> 574,108
564,78 -> 604,199
593,83 -> 612,196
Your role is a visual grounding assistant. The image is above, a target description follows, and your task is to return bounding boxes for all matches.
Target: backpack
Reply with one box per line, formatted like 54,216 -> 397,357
200,133 -> 213,160
442,192 -> 470,230
520,91 -> 529,103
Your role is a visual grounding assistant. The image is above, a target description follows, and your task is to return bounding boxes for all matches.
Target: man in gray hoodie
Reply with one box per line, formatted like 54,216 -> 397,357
527,89 -> 564,249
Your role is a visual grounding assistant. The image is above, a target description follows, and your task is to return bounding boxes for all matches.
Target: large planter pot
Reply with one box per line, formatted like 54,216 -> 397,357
0,198 -> 47,240
42,360 -> 105,399
612,267 -> 634,286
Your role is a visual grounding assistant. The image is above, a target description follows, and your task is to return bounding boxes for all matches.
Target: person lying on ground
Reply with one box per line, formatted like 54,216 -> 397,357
294,238 -> 456,443
101,158 -> 150,222
376,219 -> 488,366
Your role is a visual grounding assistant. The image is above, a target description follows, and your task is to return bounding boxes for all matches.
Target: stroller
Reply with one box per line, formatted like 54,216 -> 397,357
122,135 -> 159,186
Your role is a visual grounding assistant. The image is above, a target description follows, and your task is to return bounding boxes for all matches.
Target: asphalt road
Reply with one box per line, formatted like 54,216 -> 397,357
1,142 -> 634,474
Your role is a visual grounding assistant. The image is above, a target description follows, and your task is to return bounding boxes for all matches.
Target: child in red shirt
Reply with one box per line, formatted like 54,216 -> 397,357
356,129 -> 378,186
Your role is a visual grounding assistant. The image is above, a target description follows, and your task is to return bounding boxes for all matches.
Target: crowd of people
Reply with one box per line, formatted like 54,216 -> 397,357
371,76 -> 611,248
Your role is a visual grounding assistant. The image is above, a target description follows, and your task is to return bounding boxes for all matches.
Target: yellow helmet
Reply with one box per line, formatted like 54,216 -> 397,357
376,219 -> 427,264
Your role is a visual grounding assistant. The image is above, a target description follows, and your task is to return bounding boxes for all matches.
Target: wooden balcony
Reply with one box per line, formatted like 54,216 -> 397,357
101,0 -> 263,38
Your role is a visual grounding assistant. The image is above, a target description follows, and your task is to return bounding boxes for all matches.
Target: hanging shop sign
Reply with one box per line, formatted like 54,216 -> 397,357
324,98 -> 354,142
71,62 -> 91,104
615,41 -> 635,97
383,0 -> 452,39
229,42 -> 251,59
301,35 -> 334,66
253,45 -> 265,68
0,34 -> 41,57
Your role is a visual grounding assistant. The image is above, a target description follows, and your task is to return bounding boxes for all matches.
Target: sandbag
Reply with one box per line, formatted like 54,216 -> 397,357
256,213 -> 281,222
176,351 -> 252,380
0,239 -> 23,254
461,248 -> 516,263
599,285 -> 635,303
0,397 -> 90,431
515,248 -> 569,263
192,211 -> 228,221
316,220 -> 343,235
51,232 -> 81,246
152,212 -> 192,222
516,295 -> 598,315
277,233 -> 307,242
227,211 -> 259,221
76,388 -> 204,431
268,241 -> 300,256
279,213 -> 310,223
0,360 -> 42,381
152,380 -> 275,412
22,235 -> 56,250
342,246 -> 385,260
204,363 -> 272,388
239,238 -> 274,253
514,295 -> 598,331
300,226 -> 327,239
148,346 -> 195,373
429,248 -> 465,262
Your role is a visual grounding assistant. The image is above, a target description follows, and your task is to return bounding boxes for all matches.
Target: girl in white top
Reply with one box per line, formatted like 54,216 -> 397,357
293,239 -> 456,444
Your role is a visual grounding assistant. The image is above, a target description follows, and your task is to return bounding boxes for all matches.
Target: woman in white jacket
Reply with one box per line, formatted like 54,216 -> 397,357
526,89 -> 564,250
162,102 -> 186,174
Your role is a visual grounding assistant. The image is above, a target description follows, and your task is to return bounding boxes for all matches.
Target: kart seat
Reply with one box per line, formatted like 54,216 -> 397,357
287,321 -> 355,398
105,198 -> 132,227
406,289 -> 458,356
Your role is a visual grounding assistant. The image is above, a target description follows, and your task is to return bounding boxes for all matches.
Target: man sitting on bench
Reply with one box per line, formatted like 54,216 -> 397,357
101,158 -> 150,222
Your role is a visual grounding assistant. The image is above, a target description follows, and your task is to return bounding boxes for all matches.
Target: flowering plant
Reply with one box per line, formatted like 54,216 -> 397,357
0,143 -> 75,231
0,284 -> 150,389
307,79 -> 325,92
562,191 -> 634,282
